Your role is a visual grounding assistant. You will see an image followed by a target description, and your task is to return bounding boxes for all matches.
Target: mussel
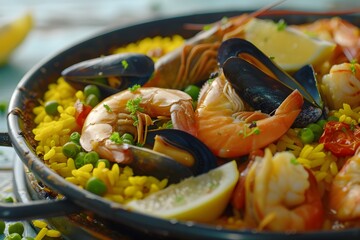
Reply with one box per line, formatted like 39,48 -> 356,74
145,129 -> 217,176
62,53 -> 154,96
218,38 -> 324,127
123,129 -> 217,184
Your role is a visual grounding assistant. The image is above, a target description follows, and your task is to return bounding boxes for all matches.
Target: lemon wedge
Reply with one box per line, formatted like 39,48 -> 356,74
0,11 -> 33,65
244,18 -> 336,72
126,161 -> 239,222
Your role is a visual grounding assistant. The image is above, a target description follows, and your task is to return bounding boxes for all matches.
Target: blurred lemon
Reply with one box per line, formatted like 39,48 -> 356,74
0,11 -> 33,65
126,161 -> 239,222
244,18 -> 336,72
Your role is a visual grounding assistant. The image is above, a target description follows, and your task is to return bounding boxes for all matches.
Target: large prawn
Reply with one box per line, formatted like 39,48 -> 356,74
80,87 -> 196,163
144,0 -> 288,89
194,73 -> 303,158
233,148 -> 324,231
329,148 -> 360,221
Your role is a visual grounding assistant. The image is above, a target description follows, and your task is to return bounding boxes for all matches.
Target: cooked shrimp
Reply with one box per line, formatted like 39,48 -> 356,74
80,87 -> 196,163
145,1 -> 287,89
195,74 -> 303,158
321,62 -> 360,110
238,148 -> 324,231
329,148 -> 360,221
295,17 -> 360,65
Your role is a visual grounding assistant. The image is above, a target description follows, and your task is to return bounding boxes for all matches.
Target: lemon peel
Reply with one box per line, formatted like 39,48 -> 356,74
126,161 -> 239,222
244,18 -> 336,72
0,11 -> 33,65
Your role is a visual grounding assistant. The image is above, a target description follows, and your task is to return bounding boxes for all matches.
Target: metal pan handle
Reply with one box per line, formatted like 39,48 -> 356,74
1,132 -> 81,219
0,198 -> 79,220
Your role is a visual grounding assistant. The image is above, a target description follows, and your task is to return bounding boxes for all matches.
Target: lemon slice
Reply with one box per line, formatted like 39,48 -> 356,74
126,161 -> 239,222
244,18 -> 336,72
0,11 -> 33,65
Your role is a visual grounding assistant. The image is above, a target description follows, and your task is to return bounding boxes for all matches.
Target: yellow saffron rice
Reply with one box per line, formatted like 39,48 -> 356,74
330,103 -> 360,125
113,35 -> 184,61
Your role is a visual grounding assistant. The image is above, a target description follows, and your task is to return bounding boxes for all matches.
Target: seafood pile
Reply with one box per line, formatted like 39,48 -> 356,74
33,8 -> 360,233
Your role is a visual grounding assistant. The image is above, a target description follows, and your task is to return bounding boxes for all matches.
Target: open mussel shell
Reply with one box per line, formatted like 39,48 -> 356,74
218,38 -> 322,108
62,53 -> 155,96
125,144 -> 193,184
146,129 -> 217,175
223,57 -> 323,127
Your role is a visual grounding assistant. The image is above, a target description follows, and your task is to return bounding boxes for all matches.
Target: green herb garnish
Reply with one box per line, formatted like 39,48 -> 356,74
128,84 -> 141,92
202,24 -> 212,31
350,59 -> 357,74
121,59 -> 129,69
350,123 -> 355,131
126,97 -> 144,126
109,132 -> 122,144
290,158 -> 299,165
103,104 -> 112,113
238,125 -> 260,138
277,19 -> 287,31
269,56 -> 275,60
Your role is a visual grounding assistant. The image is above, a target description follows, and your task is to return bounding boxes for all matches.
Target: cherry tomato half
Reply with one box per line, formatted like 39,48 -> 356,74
74,100 -> 92,128
319,121 -> 360,157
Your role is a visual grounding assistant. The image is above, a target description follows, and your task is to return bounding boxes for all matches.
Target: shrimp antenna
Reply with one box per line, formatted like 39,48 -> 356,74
247,0 -> 289,19
185,0 -> 289,30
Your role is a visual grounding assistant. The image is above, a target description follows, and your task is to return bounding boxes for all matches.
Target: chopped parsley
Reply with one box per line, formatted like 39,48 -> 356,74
276,19 -> 287,31
109,132 -> 122,144
269,56 -> 275,60
238,124 -> 261,138
103,104 -> 112,113
128,84 -> 141,92
290,158 -> 299,165
350,123 -> 355,131
202,24 -> 212,31
121,59 -> 129,69
350,59 -> 357,74
126,97 -> 144,126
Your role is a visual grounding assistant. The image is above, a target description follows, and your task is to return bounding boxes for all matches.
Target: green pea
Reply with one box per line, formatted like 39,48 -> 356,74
44,100 -> 59,116
85,94 -> 99,108
75,152 -> 86,169
307,123 -> 323,141
299,128 -> 315,144
121,133 -> 134,143
0,220 -> 5,234
62,142 -> 80,158
70,131 -> 81,144
327,116 -> 339,122
316,119 -> 327,129
5,233 -> 22,240
4,196 -> 14,203
8,222 -> 24,236
86,177 -> 107,196
84,151 -> 99,166
183,85 -> 200,101
96,159 -> 110,169
84,85 -> 101,99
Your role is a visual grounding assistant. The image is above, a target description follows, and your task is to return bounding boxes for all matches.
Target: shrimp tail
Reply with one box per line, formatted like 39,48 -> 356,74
274,89 -> 304,115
